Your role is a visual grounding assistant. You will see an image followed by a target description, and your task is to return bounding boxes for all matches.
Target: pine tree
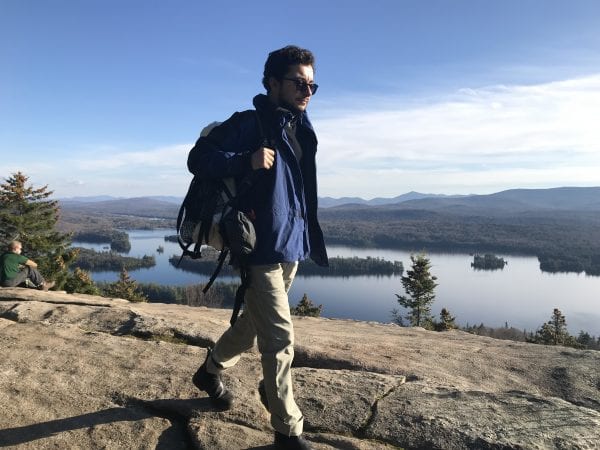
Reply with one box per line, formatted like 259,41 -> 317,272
394,254 -> 438,327
290,293 -> 323,317
103,268 -> 148,302
63,267 -> 100,295
576,331 -> 596,349
436,308 -> 457,331
529,308 -> 579,347
0,172 -> 75,287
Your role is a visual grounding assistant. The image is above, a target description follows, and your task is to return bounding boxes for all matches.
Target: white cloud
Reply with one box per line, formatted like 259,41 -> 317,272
74,144 -> 190,171
3,144 -> 193,198
64,144 -> 192,197
313,74 -> 600,197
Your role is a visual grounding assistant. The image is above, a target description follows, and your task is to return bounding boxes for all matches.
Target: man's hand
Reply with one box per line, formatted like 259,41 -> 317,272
251,147 -> 275,170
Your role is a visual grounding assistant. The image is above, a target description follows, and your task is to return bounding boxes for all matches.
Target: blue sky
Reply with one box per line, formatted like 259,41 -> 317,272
2,0 -> 600,199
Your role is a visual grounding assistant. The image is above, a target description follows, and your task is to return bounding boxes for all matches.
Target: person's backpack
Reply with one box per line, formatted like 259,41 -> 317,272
176,112 -> 269,324
176,121 -> 237,258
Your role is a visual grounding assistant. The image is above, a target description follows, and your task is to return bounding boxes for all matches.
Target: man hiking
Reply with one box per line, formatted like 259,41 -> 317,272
0,241 -> 55,290
187,45 -> 328,450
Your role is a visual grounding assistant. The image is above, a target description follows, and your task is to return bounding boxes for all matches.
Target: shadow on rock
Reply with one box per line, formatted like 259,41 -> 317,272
0,397 -> 212,448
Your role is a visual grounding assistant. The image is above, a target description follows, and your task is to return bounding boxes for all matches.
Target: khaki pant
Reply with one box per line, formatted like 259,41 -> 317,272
207,262 -> 303,436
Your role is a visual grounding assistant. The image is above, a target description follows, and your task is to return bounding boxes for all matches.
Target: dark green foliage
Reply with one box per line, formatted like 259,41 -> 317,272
72,229 -> 115,244
63,267 -> 101,295
73,247 -> 155,271
0,172 -> 75,288
123,282 -> 238,308
300,256 -> 402,276
394,254 -> 438,328
137,283 -> 180,303
170,254 -> 402,277
471,254 -> 507,270
434,308 -> 457,331
576,331 -> 593,347
73,229 -> 131,253
290,293 -> 323,317
528,308 -> 580,348
462,323 -> 528,342
538,254 -> 600,275
183,282 -> 238,308
462,322 -> 600,350
109,231 -> 131,252
103,268 -> 148,302
576,331 -> 600,350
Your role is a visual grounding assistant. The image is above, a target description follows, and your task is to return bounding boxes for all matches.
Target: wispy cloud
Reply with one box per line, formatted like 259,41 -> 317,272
73,144 -> 190,171
313,74 -> 600,196
4,144 -> 193,197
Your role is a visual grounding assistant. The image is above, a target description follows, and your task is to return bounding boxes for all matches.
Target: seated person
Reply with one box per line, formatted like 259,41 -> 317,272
0,240 -> 55,290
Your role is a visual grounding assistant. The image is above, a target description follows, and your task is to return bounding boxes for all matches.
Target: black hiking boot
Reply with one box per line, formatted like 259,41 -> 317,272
274,432 -> 313,450
192,349 -> 234,410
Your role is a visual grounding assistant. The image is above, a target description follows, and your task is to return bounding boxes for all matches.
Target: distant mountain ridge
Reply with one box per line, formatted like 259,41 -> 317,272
61,195 -> 182,204
60,191 -> 463,210
393,187 -> 600,215
60,195 -> 124,203
318,191 -> 466,208
59,187 -> 600,218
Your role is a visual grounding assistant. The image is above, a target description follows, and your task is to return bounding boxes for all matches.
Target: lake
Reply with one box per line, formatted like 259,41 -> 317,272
74,229 -> 600,336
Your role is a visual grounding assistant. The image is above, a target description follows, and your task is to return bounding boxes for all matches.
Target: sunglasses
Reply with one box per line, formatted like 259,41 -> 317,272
282,77 -> 319,95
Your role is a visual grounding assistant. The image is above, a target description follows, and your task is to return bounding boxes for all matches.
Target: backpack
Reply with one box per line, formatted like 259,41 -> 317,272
176,111 -> 269,324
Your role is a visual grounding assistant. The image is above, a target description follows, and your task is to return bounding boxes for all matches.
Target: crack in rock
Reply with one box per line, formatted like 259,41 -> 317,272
356,379 -> 405,438
41,300 -> 113,308
0,297 -> 112,308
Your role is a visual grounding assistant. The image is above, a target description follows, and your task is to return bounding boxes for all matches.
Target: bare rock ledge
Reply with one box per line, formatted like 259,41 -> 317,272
0,287 -> 599,449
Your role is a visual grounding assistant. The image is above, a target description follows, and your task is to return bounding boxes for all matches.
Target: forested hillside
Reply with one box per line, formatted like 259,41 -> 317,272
319,187 -> 600,275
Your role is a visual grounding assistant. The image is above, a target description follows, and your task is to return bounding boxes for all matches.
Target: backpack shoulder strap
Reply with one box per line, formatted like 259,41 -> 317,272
254,109 -> 274,149
232,109 -> 273,201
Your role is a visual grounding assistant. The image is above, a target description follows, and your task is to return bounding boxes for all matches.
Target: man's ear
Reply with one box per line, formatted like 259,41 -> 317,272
268,76 -> 280,94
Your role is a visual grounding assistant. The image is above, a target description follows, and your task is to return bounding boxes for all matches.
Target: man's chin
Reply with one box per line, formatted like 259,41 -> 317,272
280,100 -> 306,114
295,100 -> 309,111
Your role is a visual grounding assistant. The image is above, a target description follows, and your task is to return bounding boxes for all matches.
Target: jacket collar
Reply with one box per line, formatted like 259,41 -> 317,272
253,94 -> 309,129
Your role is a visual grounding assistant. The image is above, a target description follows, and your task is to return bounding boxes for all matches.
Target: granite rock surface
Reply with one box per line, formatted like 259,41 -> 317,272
0,288 -> 599,449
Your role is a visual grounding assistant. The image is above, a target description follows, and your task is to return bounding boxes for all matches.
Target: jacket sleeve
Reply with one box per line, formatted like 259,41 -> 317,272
187,111 -> 258,179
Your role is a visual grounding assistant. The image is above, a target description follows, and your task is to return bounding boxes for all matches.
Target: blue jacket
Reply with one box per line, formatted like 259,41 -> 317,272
187,94 -> 328,267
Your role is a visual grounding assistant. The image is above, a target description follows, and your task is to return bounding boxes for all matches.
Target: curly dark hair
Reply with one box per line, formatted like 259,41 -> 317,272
262,45 -> 315,92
